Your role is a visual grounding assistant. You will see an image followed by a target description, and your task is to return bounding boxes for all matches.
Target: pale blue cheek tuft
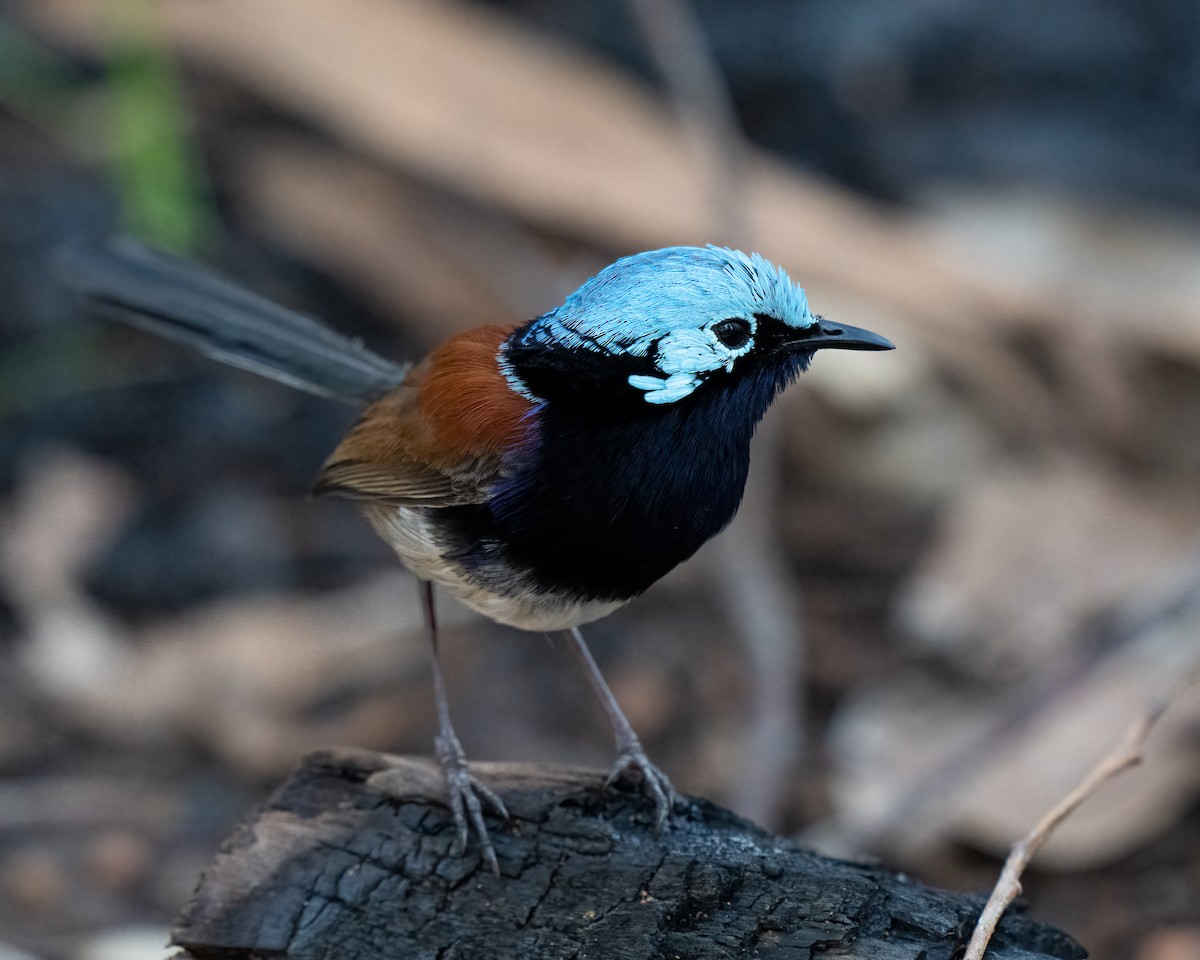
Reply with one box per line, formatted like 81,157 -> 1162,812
628,374 -> 667,392
628,371 -> 702,404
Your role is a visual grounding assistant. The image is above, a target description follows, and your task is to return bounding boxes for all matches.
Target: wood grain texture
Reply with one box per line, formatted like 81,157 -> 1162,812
171,749 -> 1087,960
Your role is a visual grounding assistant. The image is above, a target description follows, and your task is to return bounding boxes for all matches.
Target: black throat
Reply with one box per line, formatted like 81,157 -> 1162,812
435,358 -> 804,603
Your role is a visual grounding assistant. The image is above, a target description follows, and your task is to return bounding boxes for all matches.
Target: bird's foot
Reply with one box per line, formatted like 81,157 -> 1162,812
434,733 -> 509,875
605,737 -> 678,833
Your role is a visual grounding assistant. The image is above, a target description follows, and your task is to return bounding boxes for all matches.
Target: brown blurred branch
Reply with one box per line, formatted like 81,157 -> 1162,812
21,0 -> 1037,318
20,0 -> 1077,439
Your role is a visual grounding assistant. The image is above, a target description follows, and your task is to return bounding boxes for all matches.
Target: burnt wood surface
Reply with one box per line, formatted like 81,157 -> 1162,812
171,749 -> 1086,960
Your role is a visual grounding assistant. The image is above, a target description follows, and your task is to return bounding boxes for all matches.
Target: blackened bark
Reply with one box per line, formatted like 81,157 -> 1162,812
172,749 -> 1086,960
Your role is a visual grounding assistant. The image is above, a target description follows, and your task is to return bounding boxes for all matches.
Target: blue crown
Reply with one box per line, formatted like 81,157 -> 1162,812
502,246 -> 814,404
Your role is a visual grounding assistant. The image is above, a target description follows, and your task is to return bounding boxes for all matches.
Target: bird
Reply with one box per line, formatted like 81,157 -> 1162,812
60,238 -> 893,873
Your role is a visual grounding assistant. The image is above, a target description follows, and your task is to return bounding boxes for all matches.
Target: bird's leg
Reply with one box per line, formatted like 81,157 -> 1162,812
560,625 -> 678,831
420,580 -> 508,874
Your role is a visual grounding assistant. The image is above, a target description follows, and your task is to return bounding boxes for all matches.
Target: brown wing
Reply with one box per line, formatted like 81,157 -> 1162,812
312,325 -> 531,507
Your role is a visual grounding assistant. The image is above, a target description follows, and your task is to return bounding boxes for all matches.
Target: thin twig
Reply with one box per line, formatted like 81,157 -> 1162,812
716,413 -> 804,825
963,696 -> 1173,960
625,0 -> 803,827
624,0 -> 746,241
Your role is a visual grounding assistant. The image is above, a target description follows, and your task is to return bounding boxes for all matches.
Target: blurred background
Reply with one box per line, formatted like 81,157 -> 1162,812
2,1 -> 1200,958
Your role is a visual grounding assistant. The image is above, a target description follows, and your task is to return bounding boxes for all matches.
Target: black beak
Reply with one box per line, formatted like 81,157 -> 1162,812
784,317 -> 894,352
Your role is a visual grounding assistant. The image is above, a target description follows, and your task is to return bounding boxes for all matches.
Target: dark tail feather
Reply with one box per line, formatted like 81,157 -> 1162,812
56,238 -> 408,403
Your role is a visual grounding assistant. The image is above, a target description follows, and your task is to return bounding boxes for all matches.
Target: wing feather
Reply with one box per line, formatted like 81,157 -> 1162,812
311,325 -> 529,507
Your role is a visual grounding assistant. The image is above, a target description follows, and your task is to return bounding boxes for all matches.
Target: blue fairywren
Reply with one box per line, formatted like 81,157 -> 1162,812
60,239 -> 893,872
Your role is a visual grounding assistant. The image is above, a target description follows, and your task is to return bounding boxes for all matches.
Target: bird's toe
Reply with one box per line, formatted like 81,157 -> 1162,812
606,742 -> 679,832
434,735 -> 509,875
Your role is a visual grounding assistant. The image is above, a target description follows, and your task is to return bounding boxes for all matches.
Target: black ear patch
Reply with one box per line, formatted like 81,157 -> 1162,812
503,321 -> 662,411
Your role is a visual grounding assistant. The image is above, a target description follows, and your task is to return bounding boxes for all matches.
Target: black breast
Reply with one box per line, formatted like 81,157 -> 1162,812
433,363 -> 795,603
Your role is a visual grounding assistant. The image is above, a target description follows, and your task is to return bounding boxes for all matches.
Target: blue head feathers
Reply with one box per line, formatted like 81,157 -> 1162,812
501,246 -> 817,406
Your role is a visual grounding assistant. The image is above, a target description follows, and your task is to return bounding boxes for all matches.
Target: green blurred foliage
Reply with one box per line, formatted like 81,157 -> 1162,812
102,0 -> 213,253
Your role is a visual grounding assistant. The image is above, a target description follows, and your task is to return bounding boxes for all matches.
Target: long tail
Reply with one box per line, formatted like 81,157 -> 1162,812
57,238 -> 408,403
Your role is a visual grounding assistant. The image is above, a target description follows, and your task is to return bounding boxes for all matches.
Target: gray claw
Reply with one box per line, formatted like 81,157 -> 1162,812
605,739 -> 678,832
435,734 -> 509,875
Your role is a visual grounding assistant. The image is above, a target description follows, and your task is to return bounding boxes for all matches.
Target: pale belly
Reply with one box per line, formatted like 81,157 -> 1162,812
361,503 -> 627,632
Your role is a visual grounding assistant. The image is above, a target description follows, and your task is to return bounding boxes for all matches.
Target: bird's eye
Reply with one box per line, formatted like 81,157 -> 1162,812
713,317 -> 751,349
